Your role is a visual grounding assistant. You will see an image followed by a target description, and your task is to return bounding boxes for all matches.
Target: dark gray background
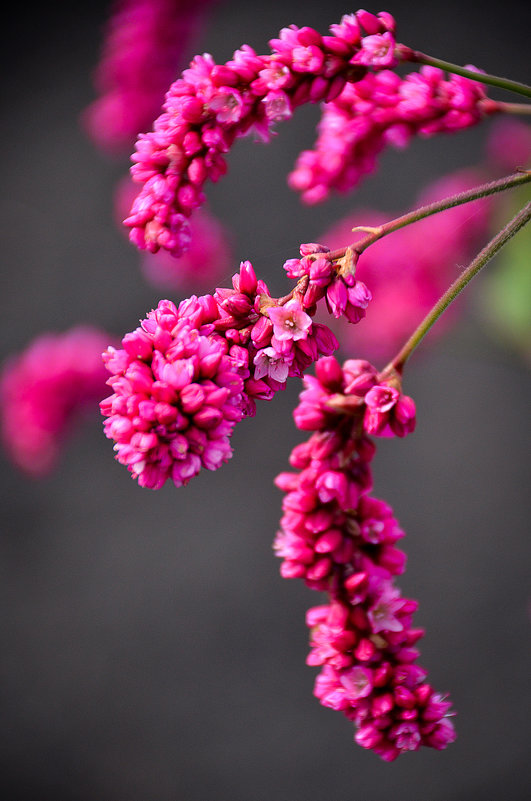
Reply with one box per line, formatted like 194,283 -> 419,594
1,1 -> 530,799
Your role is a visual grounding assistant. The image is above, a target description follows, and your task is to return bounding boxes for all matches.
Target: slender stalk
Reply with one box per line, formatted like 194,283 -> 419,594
382,202 -> 531,375
400,47 -> 531,99
326,170 -> 531,265
496,102 -> 531,116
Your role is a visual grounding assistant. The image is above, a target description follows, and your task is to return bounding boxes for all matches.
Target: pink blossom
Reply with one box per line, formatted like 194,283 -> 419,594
268,299 -> 312,341
114,177 -> 233,289
1,327 -> 112,475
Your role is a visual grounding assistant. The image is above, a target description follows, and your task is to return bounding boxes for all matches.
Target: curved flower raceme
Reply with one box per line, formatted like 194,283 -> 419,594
100,261 -> 340,488
289,66 -> 497,204
274,356 -> 455,759
124,10 -> 399,256
83,0 -> 217,154
0,327 -> 112,476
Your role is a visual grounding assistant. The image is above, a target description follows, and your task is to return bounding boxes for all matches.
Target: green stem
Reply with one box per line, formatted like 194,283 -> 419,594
383,201 -> 531,375
327,170 -> 531,265
497,102 -> 531,116
401,47 -> 531,99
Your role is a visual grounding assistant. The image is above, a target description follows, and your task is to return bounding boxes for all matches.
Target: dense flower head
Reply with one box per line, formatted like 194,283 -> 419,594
124,10 -> 399,256
100,262 -> 338,488
274,354 -> 454,758
83,0 -> 217,153
289,65 -> 496,204
319,166 -> 492,361
1,327 -> 112,475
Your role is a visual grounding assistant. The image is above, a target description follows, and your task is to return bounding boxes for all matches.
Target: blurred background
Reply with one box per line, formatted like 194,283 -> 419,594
1,1 -> 530,799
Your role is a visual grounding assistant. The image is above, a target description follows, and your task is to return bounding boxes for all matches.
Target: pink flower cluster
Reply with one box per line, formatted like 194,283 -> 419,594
124,10 -> 399,256
83,0 -> 216,154
320,166 -> 492,361
274,356 -> 455,759
283,242 -> 372,323
1,327 -> 112,476
100,261 -> 339,488
289,66 -> 496,204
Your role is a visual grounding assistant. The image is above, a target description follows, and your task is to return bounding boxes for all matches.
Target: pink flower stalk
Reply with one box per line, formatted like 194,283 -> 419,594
319,167 -> 492,361
274,355 -> 455,758
289,66 -> 497,204
115,173 -> 233,289
83,0 -> 217,154
100,262 -> 339,488
124,11 -> 399,256
0,327 -> 113,476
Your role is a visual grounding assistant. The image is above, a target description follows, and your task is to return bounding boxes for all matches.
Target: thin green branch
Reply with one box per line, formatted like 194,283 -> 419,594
400,47 -> 531,99
326,170 -> 531,266
383,201 -> 531,375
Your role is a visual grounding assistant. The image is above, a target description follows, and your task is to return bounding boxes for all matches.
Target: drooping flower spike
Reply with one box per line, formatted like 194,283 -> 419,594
124,11 -> 400,256
274,355 -> 455,759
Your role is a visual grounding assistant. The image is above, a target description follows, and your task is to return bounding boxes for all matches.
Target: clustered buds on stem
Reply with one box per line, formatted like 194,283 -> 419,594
274,356 -> 455,759
100,260 -> 342,488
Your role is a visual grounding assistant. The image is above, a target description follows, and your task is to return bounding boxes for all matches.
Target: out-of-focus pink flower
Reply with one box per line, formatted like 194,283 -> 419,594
485,118 -> 531,173
1,328 -> 113,476
83,0 -> 217,154
319,167 -> 492,362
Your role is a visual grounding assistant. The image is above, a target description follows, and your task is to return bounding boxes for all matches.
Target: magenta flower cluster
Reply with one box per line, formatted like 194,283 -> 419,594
283,242 -> 372,323
124,10 -> 399,256
100,261 -> 339,488
289,65 -> 495,204
0,327 -> 112,476
274,355 -> 455,759
83,0 -> 216,154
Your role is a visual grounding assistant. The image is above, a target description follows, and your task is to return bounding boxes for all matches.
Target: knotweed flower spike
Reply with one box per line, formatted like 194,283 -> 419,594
275,356 -> 455,759
124,10 -> 400,255
100,260 -> 344,488
0,327 -> 112,475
